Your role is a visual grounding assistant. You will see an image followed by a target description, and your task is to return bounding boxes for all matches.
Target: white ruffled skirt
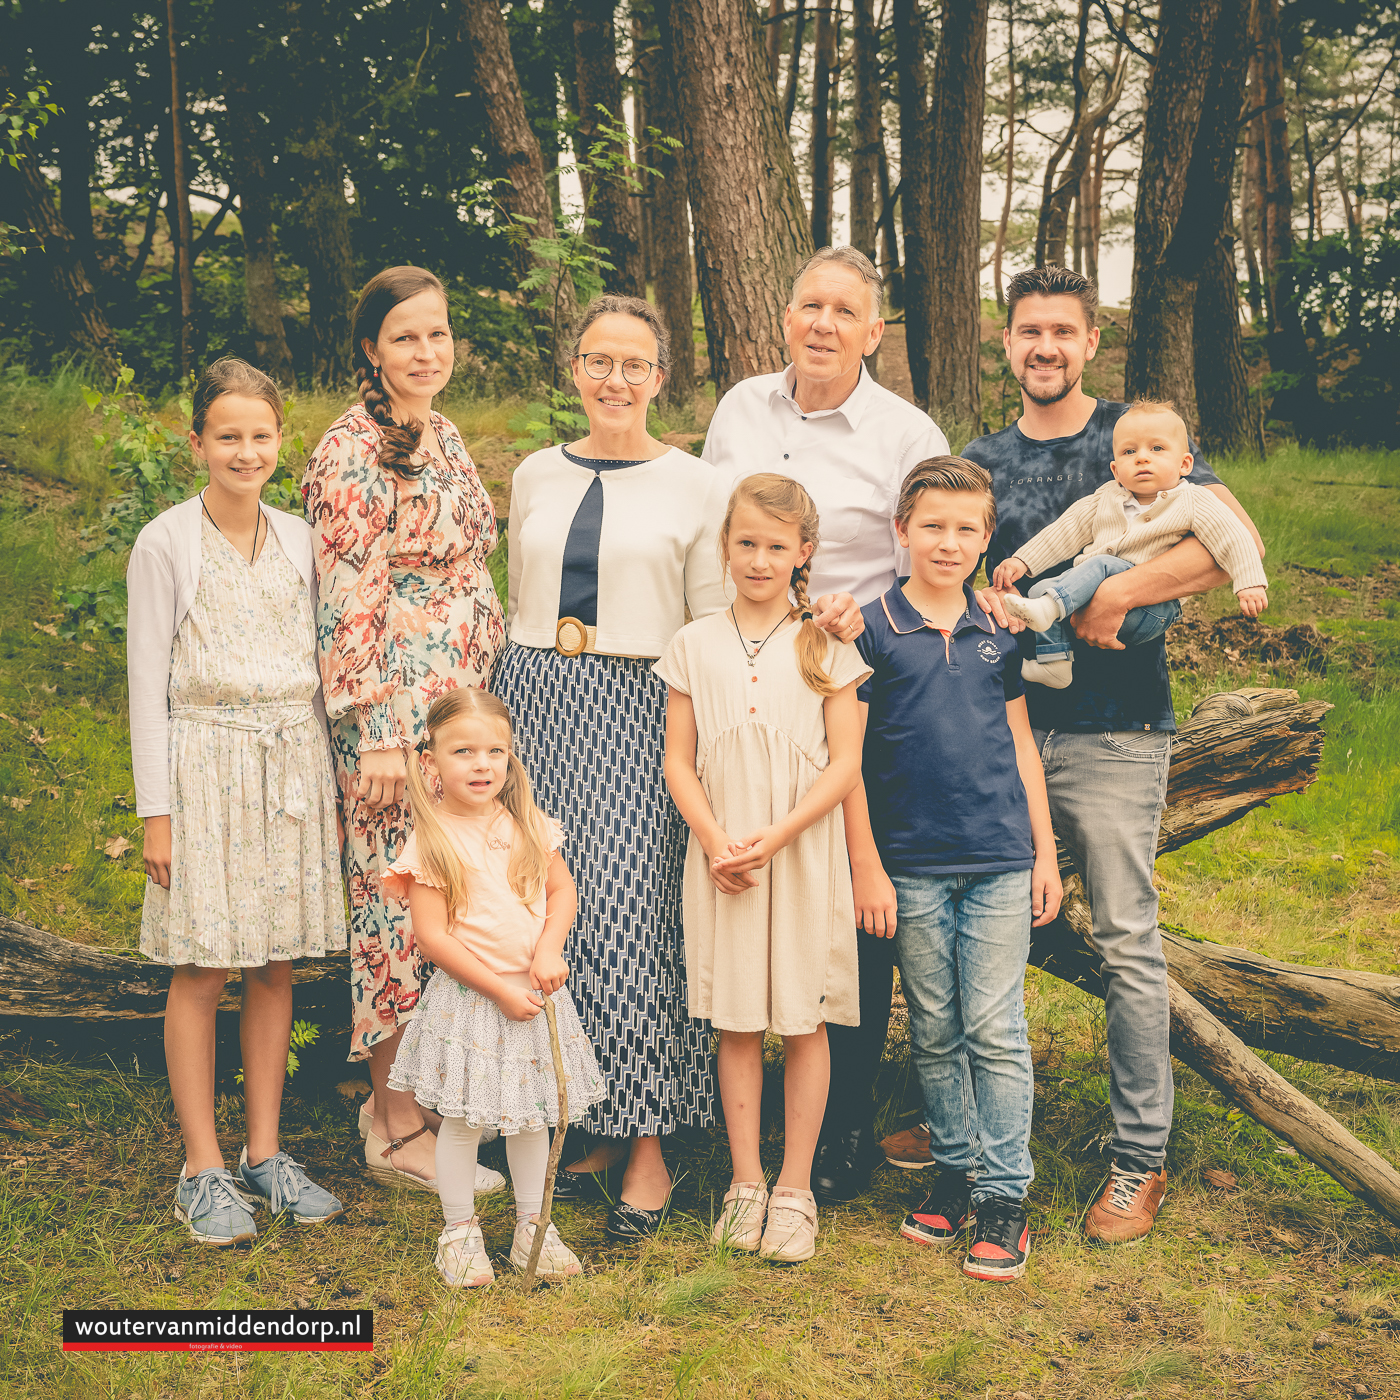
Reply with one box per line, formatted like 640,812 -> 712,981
386,969 -> 607,1133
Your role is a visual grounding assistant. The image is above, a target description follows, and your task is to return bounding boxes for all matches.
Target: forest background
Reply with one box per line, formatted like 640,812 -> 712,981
1,2 -> 1399,1398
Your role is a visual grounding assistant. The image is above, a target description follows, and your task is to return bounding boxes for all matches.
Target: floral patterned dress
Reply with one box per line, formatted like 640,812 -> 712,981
140,517 -> 346,966
302,403 -> 506,1060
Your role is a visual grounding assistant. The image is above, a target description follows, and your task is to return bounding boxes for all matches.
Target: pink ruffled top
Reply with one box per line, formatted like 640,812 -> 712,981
382,804 -> 565,985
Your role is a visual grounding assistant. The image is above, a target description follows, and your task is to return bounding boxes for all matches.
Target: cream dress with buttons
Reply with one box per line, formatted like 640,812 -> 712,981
139,517 -> 346,967
654,611 -> 871,1035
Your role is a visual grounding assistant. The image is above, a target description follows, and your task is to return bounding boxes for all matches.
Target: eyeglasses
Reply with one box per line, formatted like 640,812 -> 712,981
576,351 -> 656,385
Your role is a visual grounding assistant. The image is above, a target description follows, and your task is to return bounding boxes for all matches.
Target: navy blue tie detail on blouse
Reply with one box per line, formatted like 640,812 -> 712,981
558,446 -> 648,625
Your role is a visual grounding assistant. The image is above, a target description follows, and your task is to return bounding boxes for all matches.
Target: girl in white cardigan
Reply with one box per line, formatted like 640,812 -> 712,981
127,358 -> 346,1247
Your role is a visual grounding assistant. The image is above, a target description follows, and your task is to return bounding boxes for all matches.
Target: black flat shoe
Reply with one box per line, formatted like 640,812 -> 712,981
549,1162 -> 594,1200
812,1126 -> 881,1204
605,1199 -> 668,1239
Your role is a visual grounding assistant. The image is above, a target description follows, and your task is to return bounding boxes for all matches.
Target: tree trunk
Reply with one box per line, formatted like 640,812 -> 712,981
574,0 -> 646,299
640,25 -> 697,410
1124,0 -> 1251,434
992,0 -> 1015,308
0,55 -> 120,378
926,0 -> 989,425
223,70 -> 295,385
765,0 -> 784,83
892,0 -> 932,406
655,0 -> 812,394
1241,104 -> 1264,320
631,13 -> 652,290
167,0 -> 197,381
55,81 -> 96,282
460,0 -> 577,381
782,0 -> 808,134
1194,227 -> 1260,453
848,0 -> 880,262
810,0 -> 837,248
301,136 -> 355,389
877,137 -> 901,302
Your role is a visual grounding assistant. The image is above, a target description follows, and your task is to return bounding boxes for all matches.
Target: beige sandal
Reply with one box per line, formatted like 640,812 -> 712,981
712,1181 -> 768,1251
759,1188 -> 818,1264
364,1126 -> 438,1191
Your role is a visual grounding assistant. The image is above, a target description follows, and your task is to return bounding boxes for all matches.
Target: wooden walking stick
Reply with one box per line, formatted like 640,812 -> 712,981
521,994 -> 569,1289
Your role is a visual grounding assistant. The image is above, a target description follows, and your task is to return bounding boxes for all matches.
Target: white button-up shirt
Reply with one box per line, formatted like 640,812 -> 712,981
701,364 -> 950,605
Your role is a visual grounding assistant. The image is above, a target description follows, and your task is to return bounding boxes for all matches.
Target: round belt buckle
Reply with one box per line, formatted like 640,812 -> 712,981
555,617 -> 589,657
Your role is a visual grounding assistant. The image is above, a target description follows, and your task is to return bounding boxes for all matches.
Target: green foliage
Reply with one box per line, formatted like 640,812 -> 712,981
56,366 -> 308,641
508,387 -> 591,453
233,1020 -> 320,1085
0,80 -> 58,261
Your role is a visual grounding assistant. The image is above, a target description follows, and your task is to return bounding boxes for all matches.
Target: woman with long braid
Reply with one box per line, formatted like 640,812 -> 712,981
302,266 -> 507,1190
656,473 -> 869,1264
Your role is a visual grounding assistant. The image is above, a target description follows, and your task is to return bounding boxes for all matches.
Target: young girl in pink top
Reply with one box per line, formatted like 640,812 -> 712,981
382,688 -> 605,1286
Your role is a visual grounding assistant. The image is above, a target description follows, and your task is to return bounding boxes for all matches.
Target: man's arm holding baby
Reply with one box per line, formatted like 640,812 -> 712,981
1071,485 -> 1265,650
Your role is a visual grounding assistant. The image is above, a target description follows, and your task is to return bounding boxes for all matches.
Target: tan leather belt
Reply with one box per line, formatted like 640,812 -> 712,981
554,617 -> 597,656
554,617 -> 650,660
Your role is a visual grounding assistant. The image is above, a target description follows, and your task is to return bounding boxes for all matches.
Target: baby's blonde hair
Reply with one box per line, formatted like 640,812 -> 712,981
404,688 -> 553,915
719,473 -> 839,697
1115,398 -> 1186,437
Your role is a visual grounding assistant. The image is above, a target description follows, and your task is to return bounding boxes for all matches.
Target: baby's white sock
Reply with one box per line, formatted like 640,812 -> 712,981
1003,591 -> 1065,632
506,1125 -> 551,1221
435,1117 -> 484,1225
1022,657 -> 1074,689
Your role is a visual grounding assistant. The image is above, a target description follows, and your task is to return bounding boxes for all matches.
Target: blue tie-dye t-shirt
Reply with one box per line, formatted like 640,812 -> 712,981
962,399 -> 1222,733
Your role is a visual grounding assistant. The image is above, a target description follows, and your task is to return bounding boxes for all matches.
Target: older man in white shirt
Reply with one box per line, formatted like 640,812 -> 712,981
702,246 -> 953,1202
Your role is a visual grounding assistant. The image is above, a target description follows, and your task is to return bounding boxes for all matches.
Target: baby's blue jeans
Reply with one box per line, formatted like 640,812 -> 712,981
1028,555 -> 1183,661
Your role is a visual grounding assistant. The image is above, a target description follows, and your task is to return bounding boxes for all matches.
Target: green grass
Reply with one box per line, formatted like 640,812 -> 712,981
0,381 -> 1398,1396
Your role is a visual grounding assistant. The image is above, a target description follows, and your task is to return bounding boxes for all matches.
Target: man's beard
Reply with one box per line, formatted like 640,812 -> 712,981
1017,360 -> 1081,405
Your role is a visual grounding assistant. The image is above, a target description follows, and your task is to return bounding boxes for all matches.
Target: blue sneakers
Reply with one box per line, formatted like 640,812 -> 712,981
234,1148 -> 345,1224
174,1166 -> 259,1246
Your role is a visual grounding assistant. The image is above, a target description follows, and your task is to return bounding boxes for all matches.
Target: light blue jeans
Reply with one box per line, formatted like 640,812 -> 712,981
892,869 -> 1034,1204
1034,728 -> 1173,1166
1028,555 -> 1183,661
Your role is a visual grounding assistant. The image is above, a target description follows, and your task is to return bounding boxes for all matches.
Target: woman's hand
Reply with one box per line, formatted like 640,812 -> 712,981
853,860 -> 898,937
530,951 -> 569,996
974,587 -> 1022,632
498,986 -> 545,1022
812,592 -> 865,643
142,815 -> 172,889
1031,851 -> 1063,928
702,832 -> 759,894
356,746 -> 407,809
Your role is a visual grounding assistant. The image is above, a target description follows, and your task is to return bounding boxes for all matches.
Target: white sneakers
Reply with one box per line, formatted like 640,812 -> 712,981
435,1214 -> 583,1287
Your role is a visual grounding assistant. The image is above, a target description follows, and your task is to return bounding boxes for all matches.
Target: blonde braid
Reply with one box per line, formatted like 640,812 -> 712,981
790,544 -> 839,697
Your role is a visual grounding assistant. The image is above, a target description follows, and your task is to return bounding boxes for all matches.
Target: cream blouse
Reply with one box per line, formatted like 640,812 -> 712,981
506,443 -> 733,657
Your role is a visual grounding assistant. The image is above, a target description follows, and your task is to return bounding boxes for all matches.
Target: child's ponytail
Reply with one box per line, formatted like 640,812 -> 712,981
407,688 -> 554,915
719,473 -> 839,698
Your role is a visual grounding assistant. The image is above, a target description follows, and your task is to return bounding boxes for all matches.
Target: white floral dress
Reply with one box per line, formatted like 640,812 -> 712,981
139,517 -> 347,967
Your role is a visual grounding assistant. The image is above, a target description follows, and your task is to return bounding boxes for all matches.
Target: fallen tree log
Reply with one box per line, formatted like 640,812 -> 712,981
0,918 -> 349,1021
1168,980 -> 1400,1228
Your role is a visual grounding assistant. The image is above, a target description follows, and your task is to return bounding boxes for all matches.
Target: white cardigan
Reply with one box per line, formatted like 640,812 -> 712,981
126,494 -> 324,818
507,444 -> 733,657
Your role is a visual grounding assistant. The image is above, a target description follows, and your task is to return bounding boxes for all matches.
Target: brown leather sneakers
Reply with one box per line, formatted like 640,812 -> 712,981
1085,1161 -> 1167,1244
880,1121 -> 935,1170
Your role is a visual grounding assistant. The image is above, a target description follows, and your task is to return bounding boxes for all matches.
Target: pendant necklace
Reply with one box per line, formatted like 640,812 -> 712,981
202,492 -> 262,564
729,606 -> 789,668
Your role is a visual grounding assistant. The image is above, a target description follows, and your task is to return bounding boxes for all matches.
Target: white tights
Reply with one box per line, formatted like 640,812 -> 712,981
436,1118 -> 551,1226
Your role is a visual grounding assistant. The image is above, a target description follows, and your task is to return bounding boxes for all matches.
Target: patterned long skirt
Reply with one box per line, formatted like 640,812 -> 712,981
492,643 -> 717,1137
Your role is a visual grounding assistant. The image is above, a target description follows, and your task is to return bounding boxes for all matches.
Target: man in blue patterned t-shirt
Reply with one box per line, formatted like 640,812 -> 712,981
960,266 -> 1264,1244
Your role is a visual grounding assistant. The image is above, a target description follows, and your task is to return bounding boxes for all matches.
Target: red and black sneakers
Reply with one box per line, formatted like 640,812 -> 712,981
899,1171 -> 974,1245
961,1198 -> 1030,1282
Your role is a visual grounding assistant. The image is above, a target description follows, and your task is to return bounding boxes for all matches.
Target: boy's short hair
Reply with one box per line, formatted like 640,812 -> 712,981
896,456 -> 997,534
1004,265 -> 1098,330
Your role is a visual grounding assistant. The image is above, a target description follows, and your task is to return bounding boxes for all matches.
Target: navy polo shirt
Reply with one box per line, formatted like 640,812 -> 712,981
962,399 -> 1223,733
855,582 -> 1034,877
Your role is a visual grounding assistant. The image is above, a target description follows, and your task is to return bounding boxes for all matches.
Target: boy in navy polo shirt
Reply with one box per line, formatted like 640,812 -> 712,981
846,457 -> 1062,1283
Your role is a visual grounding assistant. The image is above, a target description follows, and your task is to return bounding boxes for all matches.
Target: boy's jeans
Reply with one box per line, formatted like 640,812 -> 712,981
891,868 -> 1034,1204
1028,555 -> 1183,661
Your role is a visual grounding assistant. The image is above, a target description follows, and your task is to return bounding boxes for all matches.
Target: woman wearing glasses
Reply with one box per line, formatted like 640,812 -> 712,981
493,294 -> 732,1237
